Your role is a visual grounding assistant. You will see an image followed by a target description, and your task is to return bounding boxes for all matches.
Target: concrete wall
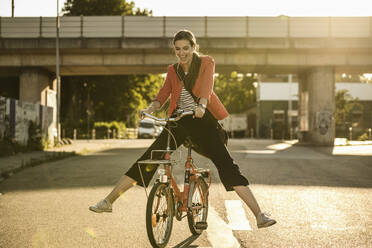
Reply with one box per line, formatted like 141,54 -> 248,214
1,16 -> 371,38
0,96 -> 54,145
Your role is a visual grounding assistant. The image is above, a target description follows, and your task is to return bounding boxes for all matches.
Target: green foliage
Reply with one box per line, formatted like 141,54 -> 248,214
335,90 -> 363,126
27,121 -> 43,151
60,0 -> 158,134
62,0 -> 152,16
357,132 -> 369,141
0,121 -> 42,157
61,74 -> 164,134
335,89 -> 364,138
93,121 -> 126,138
214,72 -> 256,114
0,140 -> 17,157
42,135 -> 51,150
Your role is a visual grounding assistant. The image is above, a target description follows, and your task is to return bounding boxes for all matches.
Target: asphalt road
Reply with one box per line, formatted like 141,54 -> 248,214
0,139 -> 371,248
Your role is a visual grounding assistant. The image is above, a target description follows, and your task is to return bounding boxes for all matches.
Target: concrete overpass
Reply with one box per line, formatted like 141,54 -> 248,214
1,16 -> 372,145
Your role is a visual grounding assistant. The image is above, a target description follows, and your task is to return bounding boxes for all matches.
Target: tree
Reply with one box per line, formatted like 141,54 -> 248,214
214,72 -> 256,114
62,0 -> 152,16
60,0 -> 155,136
61,74 -> 164,134
335,89 -> 363,137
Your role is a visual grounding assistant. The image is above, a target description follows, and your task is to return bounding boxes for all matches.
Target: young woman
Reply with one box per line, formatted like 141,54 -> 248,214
90,30 -> 276,229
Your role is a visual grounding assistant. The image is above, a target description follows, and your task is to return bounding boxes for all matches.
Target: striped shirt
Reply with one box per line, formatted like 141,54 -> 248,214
177,86 -> 198,112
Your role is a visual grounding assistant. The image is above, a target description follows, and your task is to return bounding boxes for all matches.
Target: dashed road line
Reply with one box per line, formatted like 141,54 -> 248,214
206,206 -> 241,248
225,200 -> 252,231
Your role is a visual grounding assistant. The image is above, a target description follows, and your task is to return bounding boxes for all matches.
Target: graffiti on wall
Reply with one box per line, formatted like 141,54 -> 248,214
14,101 -> 39,145
316,111 -> 332,135
0,97 -> 9,139
0,96 -> 54,145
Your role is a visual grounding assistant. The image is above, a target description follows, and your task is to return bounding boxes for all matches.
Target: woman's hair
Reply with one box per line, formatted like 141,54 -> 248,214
173,30 -> 199,52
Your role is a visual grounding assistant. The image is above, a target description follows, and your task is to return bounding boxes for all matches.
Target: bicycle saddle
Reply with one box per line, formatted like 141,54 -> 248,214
183,136 -> 195,149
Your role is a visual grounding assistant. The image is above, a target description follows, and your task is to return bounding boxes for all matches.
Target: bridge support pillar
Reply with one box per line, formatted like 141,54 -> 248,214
19,68 -> 53,106
298,67 -> 335,146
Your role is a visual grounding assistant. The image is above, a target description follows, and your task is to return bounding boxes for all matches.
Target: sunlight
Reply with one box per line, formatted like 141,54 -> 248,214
225,200 -> 252,231
85,227 -> 97,238
363,73 -> 372,81
134,0 -> 371,16
267,143 -> 293,151
233,150 -> 277,154
332,145 -> 372,156
232,141 -> 296,155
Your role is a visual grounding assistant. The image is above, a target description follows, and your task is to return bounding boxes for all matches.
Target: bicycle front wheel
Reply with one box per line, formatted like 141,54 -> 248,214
187,176 -> 209,235
146,182 -> 174,248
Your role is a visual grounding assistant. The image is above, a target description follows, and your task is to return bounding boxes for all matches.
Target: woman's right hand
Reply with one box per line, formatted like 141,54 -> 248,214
139,101 -> 160,119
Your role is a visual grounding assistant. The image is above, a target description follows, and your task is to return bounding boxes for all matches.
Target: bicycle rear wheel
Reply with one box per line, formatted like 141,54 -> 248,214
146,182 -> 174,248
187,176 -> 209,235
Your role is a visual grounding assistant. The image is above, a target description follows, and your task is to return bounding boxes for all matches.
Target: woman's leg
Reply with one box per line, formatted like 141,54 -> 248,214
105,175 -> 136,204
188,118 -> 276,227
233,185 -> 261,217
90,123 -> 186,212
234,185 -> 276,228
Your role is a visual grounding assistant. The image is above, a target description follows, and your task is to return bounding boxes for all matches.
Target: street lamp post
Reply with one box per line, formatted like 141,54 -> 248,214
288,74 -> 293,139
56,0 -> 61,143
12,0 -> 14,17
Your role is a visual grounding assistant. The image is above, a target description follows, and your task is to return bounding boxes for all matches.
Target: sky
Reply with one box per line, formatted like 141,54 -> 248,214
0,0 -> 371,17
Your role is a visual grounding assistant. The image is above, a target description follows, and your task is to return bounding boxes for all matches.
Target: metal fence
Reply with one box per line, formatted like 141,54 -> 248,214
0,16 -> 371,38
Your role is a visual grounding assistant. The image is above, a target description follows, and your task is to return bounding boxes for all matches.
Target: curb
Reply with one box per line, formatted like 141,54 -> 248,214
0,151 -> 77,183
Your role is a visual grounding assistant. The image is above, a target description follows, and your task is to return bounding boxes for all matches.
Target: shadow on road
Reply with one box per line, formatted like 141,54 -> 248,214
0,143 -> 371,193
172,234 -> 200,248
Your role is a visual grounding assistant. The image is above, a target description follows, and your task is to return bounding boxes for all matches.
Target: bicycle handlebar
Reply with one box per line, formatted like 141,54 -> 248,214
141,110 -> 194,123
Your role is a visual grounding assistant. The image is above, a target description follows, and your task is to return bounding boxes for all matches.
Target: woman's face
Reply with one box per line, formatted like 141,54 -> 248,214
174,39 -> 194,65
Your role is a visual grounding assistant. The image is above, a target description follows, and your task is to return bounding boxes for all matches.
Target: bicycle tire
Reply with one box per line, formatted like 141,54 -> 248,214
187,176 -> 209,235
146,182 -> 174,248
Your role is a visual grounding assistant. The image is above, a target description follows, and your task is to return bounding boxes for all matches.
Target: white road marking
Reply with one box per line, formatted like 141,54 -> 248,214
225,200 -> 252,231
206,206 -> 240,248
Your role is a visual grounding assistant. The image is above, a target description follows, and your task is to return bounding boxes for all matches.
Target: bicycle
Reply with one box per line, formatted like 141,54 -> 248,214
137,110 -> 212,248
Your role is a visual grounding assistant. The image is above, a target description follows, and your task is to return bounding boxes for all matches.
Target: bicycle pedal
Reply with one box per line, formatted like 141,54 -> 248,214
195,221 -> 208,230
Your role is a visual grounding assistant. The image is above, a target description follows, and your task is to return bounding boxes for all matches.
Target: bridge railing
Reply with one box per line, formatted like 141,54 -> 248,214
0,16 -> 371,38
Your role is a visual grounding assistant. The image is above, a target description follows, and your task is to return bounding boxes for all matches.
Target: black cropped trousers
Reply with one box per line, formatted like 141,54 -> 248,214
125,115 -> 249,191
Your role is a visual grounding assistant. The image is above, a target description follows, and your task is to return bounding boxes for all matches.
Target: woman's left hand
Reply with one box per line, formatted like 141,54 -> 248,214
194,105 -> 206,118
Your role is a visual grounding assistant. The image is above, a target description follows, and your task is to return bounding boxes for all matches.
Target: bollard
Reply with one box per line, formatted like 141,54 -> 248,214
250,128 -> 254,138
369,128 -> 371,140
349,127 -> 352,141
270,128 -> 273,140
73,129 -> 77,140
92,129 -> 96,140
107,129 -> 111,139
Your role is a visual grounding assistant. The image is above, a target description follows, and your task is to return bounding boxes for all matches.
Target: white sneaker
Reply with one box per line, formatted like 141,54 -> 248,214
256,212 -> 276,228
89,199 -> 112,213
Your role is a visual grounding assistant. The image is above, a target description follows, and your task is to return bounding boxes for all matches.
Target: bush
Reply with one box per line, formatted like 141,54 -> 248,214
0,140 -> 17,157
27,121 -> 43,150
357,132 -> 369,141
93,121 -> 126,139
0,120 -> 43,157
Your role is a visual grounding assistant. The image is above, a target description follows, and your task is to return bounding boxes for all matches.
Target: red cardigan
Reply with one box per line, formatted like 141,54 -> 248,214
154,56 -> 229,120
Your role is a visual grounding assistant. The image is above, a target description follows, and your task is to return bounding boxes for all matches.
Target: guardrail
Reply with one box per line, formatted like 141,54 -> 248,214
0,16 -> 371,38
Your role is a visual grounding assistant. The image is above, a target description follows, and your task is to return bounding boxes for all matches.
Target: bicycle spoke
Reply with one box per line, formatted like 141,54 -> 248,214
150,185 -> 172,246
187,178 -> 209,235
